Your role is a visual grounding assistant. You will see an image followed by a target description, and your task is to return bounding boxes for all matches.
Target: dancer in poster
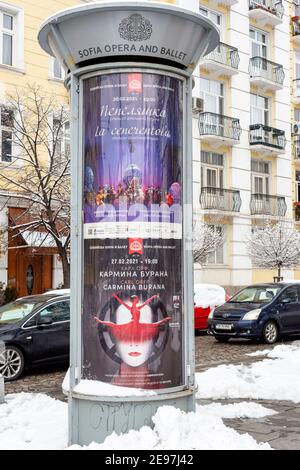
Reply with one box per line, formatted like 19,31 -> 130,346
94,293 -> 172,388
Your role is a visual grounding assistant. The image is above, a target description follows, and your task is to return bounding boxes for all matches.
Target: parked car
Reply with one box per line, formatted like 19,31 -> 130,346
208,282 -> 300,344
194,283 -> 230,331
0,293 -> 70,381
42,289 -> 70,296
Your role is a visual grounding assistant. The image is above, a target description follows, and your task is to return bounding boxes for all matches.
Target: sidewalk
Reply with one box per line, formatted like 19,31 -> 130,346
197,398 -> 300,450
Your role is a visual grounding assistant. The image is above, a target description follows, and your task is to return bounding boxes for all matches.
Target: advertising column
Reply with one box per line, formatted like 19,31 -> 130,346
82,70 -> 184,390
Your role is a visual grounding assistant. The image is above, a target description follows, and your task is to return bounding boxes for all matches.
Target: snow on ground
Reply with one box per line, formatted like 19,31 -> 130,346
196,341 -> 300,402
70,402 -> 274,450
0,393 -> 274,450
0,393 -> 68,450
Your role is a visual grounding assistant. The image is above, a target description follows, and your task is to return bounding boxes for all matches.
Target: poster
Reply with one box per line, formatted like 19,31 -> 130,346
82,71 -> 184,390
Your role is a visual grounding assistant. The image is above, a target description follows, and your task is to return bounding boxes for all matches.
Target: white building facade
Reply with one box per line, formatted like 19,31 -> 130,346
187,0 -> 293,292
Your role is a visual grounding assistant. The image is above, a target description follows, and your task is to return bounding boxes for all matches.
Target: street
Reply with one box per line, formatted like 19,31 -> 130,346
4,332 -> 299,396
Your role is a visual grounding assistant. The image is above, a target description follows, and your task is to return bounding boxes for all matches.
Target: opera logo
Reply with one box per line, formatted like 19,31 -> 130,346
128,73 -> 142,93
129,238 -> 143,255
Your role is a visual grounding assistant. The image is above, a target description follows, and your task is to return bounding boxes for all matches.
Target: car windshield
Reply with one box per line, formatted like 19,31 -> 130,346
0,300 -> 42,324
229,286 -> 281,304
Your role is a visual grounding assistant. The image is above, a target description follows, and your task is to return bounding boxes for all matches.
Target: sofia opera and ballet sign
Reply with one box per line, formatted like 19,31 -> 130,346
39,2 -> 218,70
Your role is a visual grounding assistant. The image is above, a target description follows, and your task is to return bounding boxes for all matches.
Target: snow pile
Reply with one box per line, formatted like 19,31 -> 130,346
196,342 -> 300,402
0,393 -> 274,450
71,403 -> 273,450
0,393 -> 67,450
62,370 -> 156,397
194,283 -> 226,308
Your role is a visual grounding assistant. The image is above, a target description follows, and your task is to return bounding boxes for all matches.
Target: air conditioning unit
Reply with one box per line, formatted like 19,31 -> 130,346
192,97 -> 204,115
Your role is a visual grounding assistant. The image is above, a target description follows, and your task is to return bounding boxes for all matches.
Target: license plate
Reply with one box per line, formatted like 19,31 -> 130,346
215,323 -> 233,331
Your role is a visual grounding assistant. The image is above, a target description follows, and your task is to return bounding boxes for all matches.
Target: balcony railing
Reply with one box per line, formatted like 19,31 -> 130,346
250,194 -> 287,217
203,42 -> 240,70
200,187 -> 242,212
295,137 -> 300,159
199,112 -> 242,141
249,0 -> 284,18
249,124 -> 286,150
249,57 -> 284,85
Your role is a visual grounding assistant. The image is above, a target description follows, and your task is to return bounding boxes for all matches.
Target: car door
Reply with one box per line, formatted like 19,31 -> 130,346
22,299 -> 70,363
277,286 -> 300,332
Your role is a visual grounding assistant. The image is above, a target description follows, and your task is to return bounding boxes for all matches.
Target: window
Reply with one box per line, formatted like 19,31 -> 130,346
0,5 -> 24,69
0,107 -> 13,162
38,301 -> 70,323
279,286 -> 299,304
296,171 -> 300,202
50,57 -> 65,81
53,118 -> 70,157
250,93 -> 270,125
251,159 -> 270,195
295,53 -> 300,82
295,109 -> 300,125
205,225 -> 225,265
250,28 -> 268,59
199,6 -> 222,38
201,151 -> 224,189
200,78 -> 224,115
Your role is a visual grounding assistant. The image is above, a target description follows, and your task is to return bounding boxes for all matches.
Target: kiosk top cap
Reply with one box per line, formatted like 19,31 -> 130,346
38,1 -> 219,72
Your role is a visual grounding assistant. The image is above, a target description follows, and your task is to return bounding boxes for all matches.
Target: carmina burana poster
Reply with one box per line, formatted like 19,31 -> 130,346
82,71 -> 184,390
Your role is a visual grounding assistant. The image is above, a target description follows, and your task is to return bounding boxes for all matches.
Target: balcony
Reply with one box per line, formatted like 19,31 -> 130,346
249,57 -> 284,91
199,112 -> 241,147
249,124 -> 286,155
200,187 -> 242,214
292,16 -> 300,46
249,0 -> 284,26
208,0 -> 238,6
294,79 -> 300,104
250,194 -> 287,217
200,42 -> 240,78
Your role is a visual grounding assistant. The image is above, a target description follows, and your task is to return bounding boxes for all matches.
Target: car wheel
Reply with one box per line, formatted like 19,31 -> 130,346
262,321 -> 279,344
0,346 -> 25,381
215,335 -> 230,343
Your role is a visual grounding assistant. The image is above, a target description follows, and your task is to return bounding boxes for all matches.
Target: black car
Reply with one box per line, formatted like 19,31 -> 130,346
208,283 -> 300,344
0,294 -> 70,381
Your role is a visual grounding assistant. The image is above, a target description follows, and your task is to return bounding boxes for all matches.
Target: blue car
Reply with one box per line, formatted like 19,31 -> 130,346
208,283 -> 300,344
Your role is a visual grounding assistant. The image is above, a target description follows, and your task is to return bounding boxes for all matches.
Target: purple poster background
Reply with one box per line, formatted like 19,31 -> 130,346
82,72 -> 184,390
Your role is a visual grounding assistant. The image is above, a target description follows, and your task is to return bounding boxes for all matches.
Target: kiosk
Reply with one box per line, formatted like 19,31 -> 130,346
38,1 -> 219,445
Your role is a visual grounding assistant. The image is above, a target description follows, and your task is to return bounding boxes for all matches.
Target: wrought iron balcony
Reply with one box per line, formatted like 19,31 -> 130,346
249,124 -> 286,154
250,194 -> 287,217
249,1 -> 284,25
200,187 -> 242,213
200,42 -> 240,76
199,112 -> 241,144
295,137 -> 300,159
249,57 -> 284,90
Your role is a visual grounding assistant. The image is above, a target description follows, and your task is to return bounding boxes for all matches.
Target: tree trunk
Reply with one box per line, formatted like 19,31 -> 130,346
58,248 -> 70,288
278,264 -> 281,280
